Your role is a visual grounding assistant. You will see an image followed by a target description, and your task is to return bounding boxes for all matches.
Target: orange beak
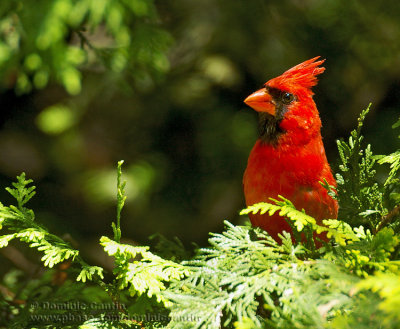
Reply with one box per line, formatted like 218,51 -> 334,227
244,88 -> 276,116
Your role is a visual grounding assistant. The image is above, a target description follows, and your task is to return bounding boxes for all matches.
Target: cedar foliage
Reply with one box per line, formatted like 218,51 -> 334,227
1,108 -> 400,328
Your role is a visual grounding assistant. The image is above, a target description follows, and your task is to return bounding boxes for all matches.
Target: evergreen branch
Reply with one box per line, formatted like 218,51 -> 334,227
377,118 -> 400,186
165,222 -> 358,328
0,174 -> 105,282
0,208 -> 79,269
335,104 -> 384,228
112,160 -> 126,243
375,204 -> 400,233
240,198 -> 361,246
76,264 -> 104,283
0,172 -> 144,326
101,236 -> 189,305
240,196 -> 316,232
378,151 -> 400,186
357,271 -> 400,322
5,173 -> 36,211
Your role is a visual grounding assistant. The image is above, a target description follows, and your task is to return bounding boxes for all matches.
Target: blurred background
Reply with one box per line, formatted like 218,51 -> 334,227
0,0 -> 399,253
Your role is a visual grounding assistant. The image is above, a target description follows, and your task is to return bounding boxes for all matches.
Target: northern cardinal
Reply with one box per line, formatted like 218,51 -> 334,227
243,57 -> 338,244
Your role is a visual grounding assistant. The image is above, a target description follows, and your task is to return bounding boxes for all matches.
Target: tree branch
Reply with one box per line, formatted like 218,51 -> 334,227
375,204 -> 400,233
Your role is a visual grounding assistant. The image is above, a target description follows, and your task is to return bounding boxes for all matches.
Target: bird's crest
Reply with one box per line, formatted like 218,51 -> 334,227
266,57 -> 325,91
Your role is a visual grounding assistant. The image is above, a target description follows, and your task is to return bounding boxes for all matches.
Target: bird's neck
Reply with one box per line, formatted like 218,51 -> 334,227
258,113 -> 284,146
258,112 -> 320,148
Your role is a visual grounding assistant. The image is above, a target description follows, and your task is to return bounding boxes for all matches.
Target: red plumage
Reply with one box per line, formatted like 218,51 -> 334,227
243,57 -> 338,244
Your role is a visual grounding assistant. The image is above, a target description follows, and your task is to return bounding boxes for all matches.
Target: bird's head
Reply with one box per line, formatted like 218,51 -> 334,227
244,57 -> 325,145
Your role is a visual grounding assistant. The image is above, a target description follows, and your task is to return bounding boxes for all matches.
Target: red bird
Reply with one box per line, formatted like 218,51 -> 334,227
243,57 -> 338,244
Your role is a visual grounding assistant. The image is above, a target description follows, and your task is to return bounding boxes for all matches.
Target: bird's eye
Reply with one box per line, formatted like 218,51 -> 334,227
281,92 -> 294,104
